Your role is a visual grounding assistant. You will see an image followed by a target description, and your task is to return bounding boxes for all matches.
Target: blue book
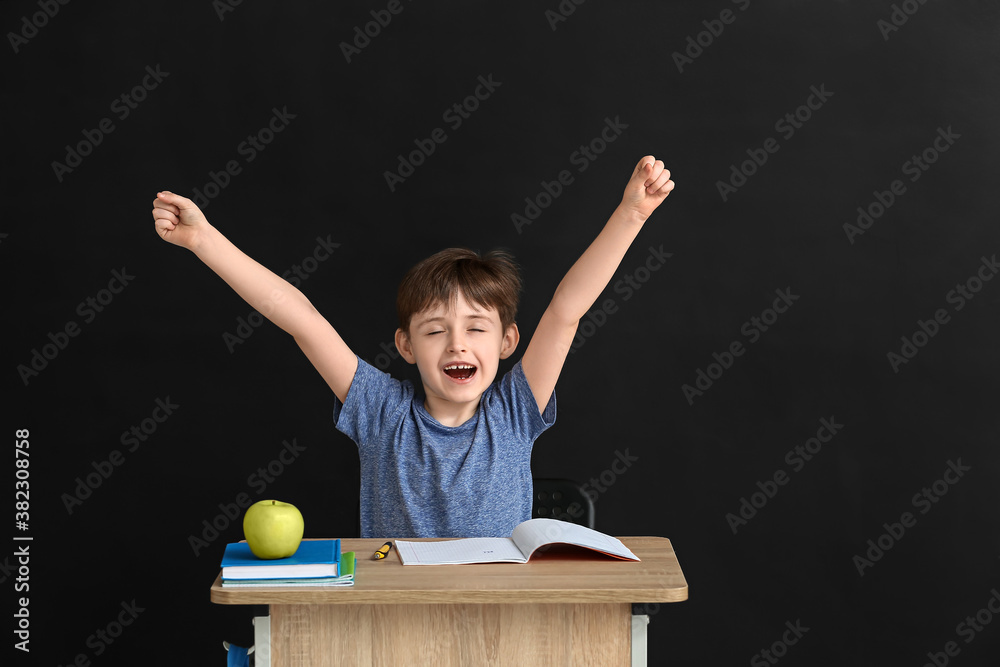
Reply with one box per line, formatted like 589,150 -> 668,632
221,539 -> 340,579
222,552 -> 356,587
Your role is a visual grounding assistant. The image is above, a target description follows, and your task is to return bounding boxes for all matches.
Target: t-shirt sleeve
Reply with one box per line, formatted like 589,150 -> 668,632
332,356 -> 409,451
486,358 -> 556,444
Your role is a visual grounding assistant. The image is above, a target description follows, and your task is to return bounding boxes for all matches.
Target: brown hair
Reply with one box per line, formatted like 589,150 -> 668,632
397,248 -> 522,335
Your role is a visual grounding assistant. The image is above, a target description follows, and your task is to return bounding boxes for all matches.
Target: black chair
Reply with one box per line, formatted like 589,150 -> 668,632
531,478 -> 595,529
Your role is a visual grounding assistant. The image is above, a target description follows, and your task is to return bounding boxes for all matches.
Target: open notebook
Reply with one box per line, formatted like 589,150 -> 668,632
395,518 -> 640,565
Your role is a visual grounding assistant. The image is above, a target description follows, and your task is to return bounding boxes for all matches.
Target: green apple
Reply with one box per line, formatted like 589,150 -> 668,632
243,500 -> 304,559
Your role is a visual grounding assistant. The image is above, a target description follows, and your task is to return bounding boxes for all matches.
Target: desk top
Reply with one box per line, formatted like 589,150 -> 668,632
210,536 -> 687,605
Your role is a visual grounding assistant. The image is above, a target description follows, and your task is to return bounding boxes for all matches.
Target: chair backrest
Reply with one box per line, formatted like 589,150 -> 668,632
531,478 -> 595,529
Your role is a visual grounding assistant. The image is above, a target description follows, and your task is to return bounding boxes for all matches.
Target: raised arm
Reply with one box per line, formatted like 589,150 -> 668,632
151,191 -> 357,402
520,156 -> 675,414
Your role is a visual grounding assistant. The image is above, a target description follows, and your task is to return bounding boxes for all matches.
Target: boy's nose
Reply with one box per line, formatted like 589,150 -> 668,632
447,332 -> 467,352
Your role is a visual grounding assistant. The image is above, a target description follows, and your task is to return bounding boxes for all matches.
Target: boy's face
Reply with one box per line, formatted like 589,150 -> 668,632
396,290 -> 518,417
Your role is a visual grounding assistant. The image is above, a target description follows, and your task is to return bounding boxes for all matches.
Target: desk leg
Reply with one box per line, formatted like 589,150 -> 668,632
270,602 -> 631,667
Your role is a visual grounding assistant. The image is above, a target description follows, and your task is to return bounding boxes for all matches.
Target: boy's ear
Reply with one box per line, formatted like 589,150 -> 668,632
499,323 -> 520,360
395,328 -> 417,364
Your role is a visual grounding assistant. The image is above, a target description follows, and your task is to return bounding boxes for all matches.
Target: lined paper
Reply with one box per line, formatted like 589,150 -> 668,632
395,537 -> 526,565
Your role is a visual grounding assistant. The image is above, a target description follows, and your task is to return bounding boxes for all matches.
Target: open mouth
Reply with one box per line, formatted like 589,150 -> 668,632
443,363 -> 477,381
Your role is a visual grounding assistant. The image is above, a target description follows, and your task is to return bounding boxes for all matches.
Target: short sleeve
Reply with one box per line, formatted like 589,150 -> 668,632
483,358 -> 556,444
332,356 -> 410,451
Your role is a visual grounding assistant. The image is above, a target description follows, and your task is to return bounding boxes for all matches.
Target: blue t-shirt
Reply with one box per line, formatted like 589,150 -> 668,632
332,356 -> 556,539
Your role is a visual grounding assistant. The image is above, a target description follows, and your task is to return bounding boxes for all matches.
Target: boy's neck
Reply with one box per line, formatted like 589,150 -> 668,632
422,393 -> 480,427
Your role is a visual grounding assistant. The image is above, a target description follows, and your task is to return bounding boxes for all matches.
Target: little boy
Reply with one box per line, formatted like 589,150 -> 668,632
152,156 -> 674,538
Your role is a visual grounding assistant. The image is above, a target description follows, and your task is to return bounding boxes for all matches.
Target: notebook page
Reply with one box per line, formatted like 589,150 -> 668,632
511,519 -> 639,561
395,537 -> 527,565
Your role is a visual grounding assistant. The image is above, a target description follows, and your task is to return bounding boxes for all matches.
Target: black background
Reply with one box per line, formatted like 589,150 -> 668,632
6,1 -> 1000,665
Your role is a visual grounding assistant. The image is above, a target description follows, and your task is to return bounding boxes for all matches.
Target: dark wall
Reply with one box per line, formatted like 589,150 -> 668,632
8,1 -> 1000,665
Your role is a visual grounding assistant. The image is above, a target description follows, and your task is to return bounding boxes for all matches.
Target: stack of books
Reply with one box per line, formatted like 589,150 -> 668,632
220,539 -> 355,587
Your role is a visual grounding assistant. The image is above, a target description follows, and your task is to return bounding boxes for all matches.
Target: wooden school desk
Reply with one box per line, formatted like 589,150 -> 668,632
210,536 -> 688,667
